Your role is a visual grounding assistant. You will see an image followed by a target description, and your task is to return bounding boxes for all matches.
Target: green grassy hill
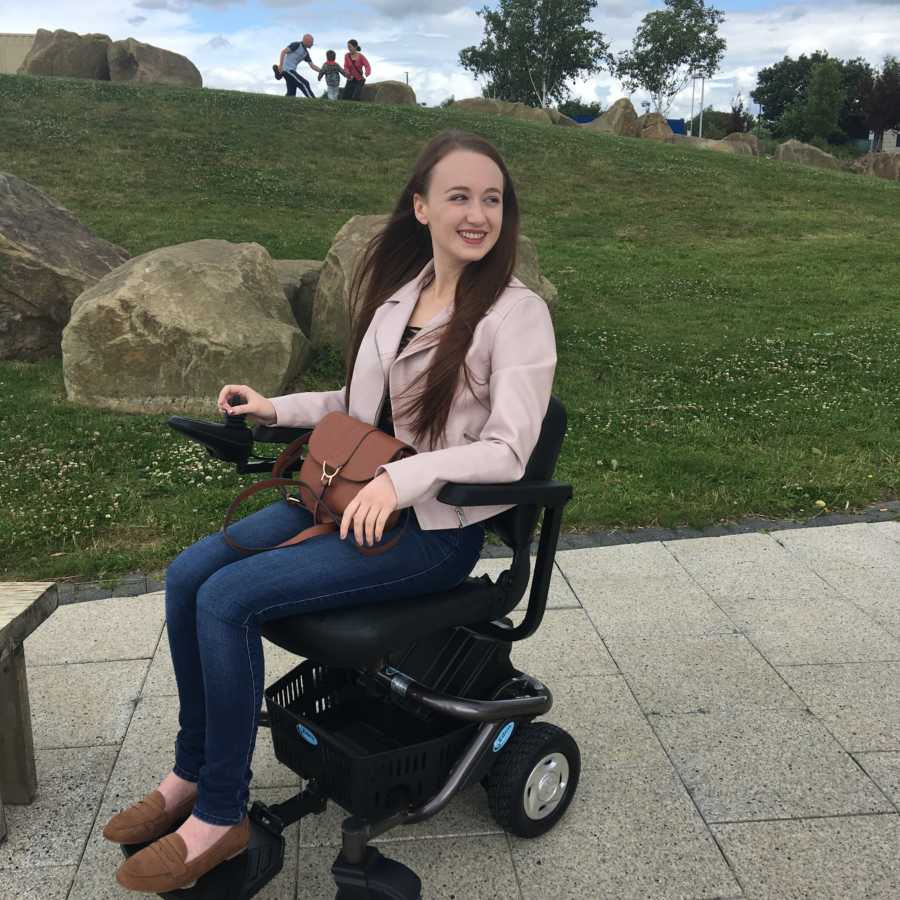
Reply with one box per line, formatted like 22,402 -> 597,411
2,74 -> 898,579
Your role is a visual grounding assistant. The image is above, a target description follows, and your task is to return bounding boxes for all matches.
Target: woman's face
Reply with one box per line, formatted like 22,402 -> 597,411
347,42 -> 355,52
413,150 -> 504,271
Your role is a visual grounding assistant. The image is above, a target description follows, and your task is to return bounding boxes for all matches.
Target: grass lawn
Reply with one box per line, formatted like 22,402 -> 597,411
1,74 -> 898,581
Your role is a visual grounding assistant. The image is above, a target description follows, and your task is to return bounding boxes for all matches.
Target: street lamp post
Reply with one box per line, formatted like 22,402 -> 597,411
698,75 -> 706,139
689,75 -> 697,135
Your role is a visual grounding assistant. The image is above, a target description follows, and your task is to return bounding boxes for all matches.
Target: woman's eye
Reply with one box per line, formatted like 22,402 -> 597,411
450,194 -> 467,202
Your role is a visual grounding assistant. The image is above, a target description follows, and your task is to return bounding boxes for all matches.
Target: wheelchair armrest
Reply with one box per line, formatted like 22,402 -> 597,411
437,479 -> 572,508
252,425 -> 313,444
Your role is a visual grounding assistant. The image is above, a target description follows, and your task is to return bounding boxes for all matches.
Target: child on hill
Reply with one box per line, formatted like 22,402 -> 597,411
317,50 -> 348,101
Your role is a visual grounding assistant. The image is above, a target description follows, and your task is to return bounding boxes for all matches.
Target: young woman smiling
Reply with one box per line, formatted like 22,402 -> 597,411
105,130 -> 557,893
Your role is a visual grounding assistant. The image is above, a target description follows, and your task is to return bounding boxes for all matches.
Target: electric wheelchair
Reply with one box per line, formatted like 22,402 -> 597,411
124,395 -> 579,899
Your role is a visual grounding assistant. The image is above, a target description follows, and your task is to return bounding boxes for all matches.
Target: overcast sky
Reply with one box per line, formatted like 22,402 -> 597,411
5,1 -> 899,115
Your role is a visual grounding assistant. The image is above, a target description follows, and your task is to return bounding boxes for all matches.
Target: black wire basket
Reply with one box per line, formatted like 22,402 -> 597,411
265,661 -> 474,819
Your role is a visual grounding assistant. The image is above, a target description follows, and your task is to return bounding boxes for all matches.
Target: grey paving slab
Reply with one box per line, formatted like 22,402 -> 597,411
71,786 -> 297,900
777,521 -> 900,566
509,764 -> 740,900
718,594 -> 900,665
0,864 -> 75,899
867,520 -> 900,545
666,532 -> 833,601
0,746 -> 116,870
546,675 -> 669,770
510,607 -> 618,681
143,633 -> 303,698
855,752 -> 900,809
557,543 -> 735,637
297,784 -> 502,847
295,835 -> 521,900
712,814 -> 900,899
24,592 -> 165,666
651,707 -> 893,822
28,658 -> 149,749
469,557 -> 581,609
604,633 -> 803,715
776,662 -> 900,752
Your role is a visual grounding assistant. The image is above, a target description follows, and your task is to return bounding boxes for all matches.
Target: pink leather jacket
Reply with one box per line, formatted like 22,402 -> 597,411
269,262 -> 557,530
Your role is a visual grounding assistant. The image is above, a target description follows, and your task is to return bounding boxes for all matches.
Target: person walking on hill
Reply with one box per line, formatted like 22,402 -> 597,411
318,50 -> 349,101
274,33 -> 320,98
343,39 -> 371,101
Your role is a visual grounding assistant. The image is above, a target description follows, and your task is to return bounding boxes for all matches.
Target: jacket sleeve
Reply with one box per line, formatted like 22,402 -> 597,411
378,294 -> 556,509
363,55 -> 372,76
269,387 -> 347,428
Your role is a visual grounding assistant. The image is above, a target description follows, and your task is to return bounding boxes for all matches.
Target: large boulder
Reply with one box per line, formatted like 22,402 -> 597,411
358,80 -> 416,105
546,108 -> 579,127
451,98 -> 576,127
311,215 -> 558,351
723,131 -> 760,156
18,28 -> 111,80
850,152 -> 900,181
453,97 -> 502,115
107,38 -> 202,88
0,173 -> 129,361
496,100 -> 553,125
775,139 -> 840,171
273,259 -> 323,336
587,98 -> 640,137
637,112 -> 674,141
62,240 -> 308,414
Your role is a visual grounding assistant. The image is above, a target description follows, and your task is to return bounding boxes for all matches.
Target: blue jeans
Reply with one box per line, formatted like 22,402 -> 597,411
164,500 -> 485,825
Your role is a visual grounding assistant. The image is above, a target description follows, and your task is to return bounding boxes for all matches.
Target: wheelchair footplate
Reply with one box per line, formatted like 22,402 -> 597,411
120,803 -> 285,900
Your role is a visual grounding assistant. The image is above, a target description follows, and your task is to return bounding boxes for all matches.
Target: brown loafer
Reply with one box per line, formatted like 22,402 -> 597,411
116,816 -> 249,893
102,789 -> 196,845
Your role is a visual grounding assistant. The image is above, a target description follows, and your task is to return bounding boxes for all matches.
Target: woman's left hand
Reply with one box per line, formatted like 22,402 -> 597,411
340,473 -> 399,546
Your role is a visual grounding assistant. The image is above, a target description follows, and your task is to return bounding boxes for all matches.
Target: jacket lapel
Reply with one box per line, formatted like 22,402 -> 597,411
373,261 -> 434,377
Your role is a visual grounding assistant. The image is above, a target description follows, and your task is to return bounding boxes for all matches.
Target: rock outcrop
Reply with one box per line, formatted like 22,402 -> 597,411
107,38 -> 202,88
18,28 -> 111,80
723,132 -> 760,156
18,28 -> 201,88
850,151 -> 900,181
775,139 -> 840,171
311,215 -> 558,351
358,80 -> 416,105
0,173 -> 129,361
273,259 -> 323,336
637,112 -> 674,141
452,98 -> 577,127
62,240 -> 308,413
587,98 -> 640,137
667,135 -> 753,156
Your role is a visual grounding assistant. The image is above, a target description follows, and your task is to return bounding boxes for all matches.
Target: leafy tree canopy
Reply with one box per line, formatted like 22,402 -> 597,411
614,0 -> 726,115
459,0 -> 609,108
863,56 -> 900,152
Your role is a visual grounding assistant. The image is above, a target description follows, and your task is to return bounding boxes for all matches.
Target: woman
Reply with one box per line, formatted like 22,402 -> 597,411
104,130 -> 556,893
342,38 -> 371,101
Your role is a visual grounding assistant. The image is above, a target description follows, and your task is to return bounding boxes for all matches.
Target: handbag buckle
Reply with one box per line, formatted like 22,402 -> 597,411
321,460 -> 342,486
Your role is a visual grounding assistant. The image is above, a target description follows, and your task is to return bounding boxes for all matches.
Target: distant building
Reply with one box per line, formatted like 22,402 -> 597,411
869,129 -> 900,154
0,33 -> 35,74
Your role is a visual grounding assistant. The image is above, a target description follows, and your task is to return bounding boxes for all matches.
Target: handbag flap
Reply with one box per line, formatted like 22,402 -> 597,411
307,411 -> 414,482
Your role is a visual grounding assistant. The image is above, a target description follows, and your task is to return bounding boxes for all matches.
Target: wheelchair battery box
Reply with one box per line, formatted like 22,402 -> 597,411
265,661 -> 474,819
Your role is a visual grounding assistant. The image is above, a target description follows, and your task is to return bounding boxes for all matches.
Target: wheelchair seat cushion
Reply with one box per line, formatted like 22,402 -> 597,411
259,575 -> 506,667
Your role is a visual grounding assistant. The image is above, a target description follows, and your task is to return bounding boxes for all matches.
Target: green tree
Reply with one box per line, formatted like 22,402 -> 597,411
840,58 -> 876,140
863,56 -> 900,152
557,98 -> 603,119
459,0 -> 609,108
614,0 -> 726,115
727,93 -> 754,133
803,59 -> 845,143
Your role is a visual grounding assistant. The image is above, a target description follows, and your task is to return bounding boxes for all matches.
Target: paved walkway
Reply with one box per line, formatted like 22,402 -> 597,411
2,521 -> 899,899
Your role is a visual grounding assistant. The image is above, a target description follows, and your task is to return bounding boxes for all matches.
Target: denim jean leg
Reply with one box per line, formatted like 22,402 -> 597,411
164,500 -> 313,790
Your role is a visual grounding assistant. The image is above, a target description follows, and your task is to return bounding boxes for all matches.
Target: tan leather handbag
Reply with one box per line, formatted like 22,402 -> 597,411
222,411 -> 416,556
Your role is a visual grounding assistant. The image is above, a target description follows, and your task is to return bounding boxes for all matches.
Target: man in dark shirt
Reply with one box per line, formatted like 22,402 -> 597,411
274,34 -> 320,98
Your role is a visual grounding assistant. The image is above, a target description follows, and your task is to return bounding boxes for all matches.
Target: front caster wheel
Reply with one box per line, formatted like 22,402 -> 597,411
484,722 -> 580,838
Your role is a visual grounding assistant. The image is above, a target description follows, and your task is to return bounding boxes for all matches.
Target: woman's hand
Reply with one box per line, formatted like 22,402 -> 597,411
340,473 -> 399,546
216,384 -> 277,426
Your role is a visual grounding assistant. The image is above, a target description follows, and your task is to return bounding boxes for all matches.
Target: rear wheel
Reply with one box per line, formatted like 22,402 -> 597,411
484,722 -> 580,838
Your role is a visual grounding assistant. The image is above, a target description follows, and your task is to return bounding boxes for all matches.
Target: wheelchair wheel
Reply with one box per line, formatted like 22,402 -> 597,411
484,722 -> 580,838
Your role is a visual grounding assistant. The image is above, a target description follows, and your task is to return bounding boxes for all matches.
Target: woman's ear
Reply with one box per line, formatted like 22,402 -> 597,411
412,193 -> 428,226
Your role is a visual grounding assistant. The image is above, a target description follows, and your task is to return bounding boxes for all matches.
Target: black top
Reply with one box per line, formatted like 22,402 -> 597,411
377,325 -> 420,436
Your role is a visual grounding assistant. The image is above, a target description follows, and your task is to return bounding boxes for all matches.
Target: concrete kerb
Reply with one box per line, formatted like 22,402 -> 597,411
45,499 -> 900,603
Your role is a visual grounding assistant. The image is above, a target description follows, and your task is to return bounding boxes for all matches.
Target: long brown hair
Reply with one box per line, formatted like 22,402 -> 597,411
346,130 -> 520,448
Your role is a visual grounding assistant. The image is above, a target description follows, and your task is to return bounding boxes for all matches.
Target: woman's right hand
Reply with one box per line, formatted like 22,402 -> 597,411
216,385 -> 277,425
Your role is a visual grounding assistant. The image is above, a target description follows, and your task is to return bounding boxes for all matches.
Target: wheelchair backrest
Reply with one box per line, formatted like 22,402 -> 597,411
485,395 -> 567,551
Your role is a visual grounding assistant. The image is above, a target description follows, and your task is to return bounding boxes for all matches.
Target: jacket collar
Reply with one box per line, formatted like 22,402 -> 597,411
373,260 -> 447,376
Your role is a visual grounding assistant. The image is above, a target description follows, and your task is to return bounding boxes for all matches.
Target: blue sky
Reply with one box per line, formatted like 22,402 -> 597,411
7,1 -> 900,113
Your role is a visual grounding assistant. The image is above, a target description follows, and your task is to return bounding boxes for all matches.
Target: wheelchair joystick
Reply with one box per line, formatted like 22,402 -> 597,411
225,393 -> 247,427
